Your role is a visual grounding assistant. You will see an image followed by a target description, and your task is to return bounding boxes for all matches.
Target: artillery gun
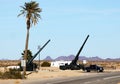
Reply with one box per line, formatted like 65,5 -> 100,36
20,39 -> 50,71
59,35 -> 89,70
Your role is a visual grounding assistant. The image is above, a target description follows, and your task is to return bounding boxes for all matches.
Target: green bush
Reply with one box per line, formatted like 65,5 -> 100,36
0,69 -> 22,79
41,61 -> 51,67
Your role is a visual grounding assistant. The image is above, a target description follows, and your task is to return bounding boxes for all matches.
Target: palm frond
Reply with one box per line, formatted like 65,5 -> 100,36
20,6 -> 26,10
17,10 -> 26,17
18,1 -> 42,27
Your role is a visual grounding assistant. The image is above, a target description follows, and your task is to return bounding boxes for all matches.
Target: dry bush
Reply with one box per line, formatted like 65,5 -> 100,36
0,69 -> 22,79
41,61 -> 51,67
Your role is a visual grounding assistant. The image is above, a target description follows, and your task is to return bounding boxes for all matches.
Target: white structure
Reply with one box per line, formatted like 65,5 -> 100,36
7,66 -> 20,69
83,60 -> 87,64
51,61 -> 71,67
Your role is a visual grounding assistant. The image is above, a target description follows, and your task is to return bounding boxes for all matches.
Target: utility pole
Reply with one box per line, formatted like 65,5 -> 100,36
38,45 -> 40,70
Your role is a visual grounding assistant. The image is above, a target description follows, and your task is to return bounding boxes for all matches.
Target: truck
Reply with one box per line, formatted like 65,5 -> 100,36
83,64 -> 104,72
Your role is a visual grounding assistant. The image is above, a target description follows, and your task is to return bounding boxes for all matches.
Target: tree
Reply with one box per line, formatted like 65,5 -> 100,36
18,1 -> 42,75
21,50 -> 33,62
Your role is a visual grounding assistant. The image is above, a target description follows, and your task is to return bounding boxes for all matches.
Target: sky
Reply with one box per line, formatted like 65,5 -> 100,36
0,0 -> 120,60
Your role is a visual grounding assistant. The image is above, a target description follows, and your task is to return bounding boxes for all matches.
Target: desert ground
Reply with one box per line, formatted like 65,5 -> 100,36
0,60 -> 120,84
0,67 -> 91,84
0,67 -> 120,84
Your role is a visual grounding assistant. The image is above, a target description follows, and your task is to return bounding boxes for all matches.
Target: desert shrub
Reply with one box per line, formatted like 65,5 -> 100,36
41,61 -> 51,67
0,69 -> 22,79
0,71 -> 3,78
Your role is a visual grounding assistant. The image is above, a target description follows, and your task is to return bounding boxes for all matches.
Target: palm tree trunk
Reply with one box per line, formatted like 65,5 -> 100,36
23,17 -> 30,77
23,28 -> 29,75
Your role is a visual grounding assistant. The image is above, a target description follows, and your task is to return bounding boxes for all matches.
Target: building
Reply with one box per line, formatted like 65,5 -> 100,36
51,60 -> 71,67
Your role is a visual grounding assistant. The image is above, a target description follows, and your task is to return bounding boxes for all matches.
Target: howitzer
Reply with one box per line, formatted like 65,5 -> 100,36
60,35 -> 89,70
70,35 -> 89,65
21,40 -> 50,71
27,40 -> 50,64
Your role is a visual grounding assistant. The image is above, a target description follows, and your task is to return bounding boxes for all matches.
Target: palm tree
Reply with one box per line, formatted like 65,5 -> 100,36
21,50 -> 33,62
18,1 -> 42,75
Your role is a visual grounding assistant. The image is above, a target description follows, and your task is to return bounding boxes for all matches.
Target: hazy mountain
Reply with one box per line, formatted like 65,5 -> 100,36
54,55 -> 75,61
105,58 -> 120,61
87,56 -> 103,61
44,56 -> 53,61
54,55 -> 104,61
79,56 -> 88,61
55,56 -> 67,61
43,55 -> 120,61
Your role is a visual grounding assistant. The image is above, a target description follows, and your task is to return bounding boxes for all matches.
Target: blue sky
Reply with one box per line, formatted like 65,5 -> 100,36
0,0 -> 120,60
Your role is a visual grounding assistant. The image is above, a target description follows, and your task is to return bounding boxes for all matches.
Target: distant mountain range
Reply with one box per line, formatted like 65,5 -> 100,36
43,55 -> 120,61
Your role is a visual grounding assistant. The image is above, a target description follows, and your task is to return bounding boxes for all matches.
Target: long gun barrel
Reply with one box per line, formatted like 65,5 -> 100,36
70,35 -> 89,65
27,39 -> 50,64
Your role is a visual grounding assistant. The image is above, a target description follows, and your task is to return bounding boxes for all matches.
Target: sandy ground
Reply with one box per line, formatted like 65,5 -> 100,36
27,67 -> 86,80
0,67 -> 120,84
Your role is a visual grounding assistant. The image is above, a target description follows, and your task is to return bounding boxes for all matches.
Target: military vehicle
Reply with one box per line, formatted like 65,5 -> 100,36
20,39 -> 50,71
59,35 -> 89,70
83,64 -> 104,72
